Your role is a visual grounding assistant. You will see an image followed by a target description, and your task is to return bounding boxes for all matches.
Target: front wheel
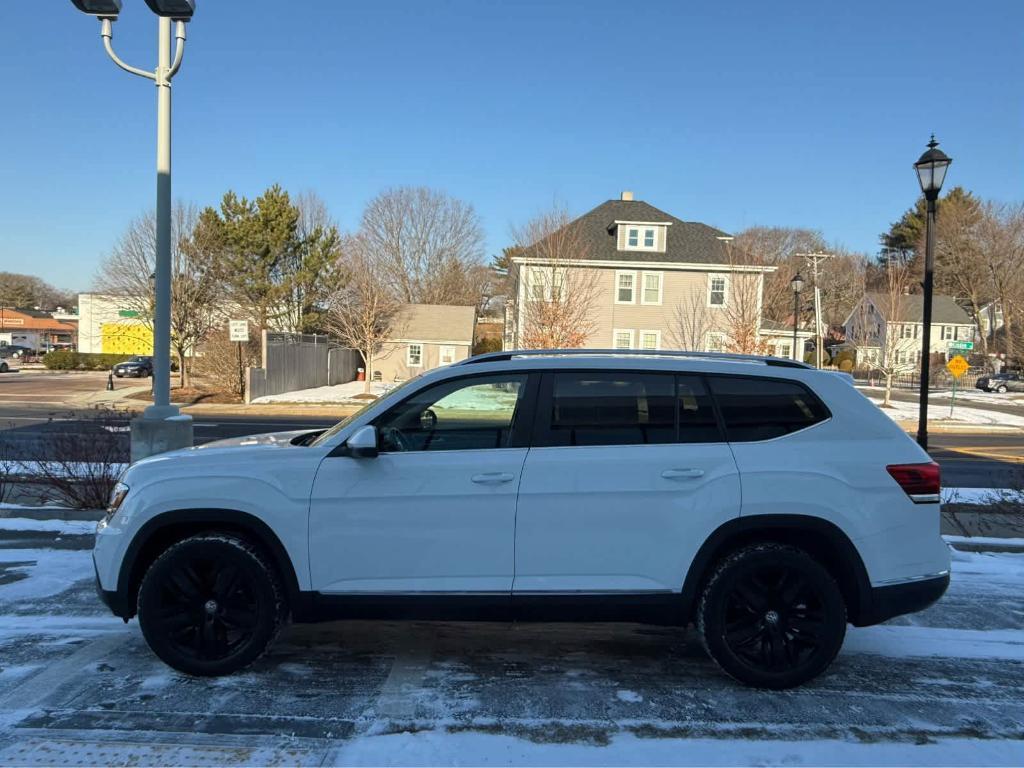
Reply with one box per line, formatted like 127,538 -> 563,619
698,543 -> 846,689
997,385 -> 1008,394
137,534 -> 286,676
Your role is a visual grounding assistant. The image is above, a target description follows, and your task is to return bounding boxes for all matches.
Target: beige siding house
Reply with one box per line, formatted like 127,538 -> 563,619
506,193 -> 780,355
372,304 -> 476,383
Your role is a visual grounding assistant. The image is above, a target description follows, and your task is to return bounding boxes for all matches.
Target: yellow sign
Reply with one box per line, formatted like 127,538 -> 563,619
946,354 -> 969,378
100,323 -> 153,355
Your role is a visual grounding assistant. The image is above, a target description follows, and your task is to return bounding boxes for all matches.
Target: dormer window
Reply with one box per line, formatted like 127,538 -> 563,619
616,221 -> 667,252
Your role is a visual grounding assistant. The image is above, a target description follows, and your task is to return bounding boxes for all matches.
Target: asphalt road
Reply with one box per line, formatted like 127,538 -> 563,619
0,402 -> 1020,489
1,526 -> 1022,764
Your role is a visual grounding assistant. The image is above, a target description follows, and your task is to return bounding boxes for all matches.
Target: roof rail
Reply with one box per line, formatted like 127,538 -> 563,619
457,349 -> 812,369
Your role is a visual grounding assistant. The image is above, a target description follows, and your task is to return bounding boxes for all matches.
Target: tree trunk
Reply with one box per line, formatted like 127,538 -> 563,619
177,349 -> 188,389
364,350 -> 372,394
883,372 -> 893,407
971,298 -> 988,356
1004,311 -> 1016,359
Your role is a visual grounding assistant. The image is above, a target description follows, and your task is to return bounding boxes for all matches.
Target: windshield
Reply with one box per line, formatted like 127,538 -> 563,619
309,376 -> 423,447
129,356 -> 148,363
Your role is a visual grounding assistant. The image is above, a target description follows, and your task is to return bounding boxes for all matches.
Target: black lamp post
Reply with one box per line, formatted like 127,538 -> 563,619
913,135 -> 953,450
791,272 -> 804,361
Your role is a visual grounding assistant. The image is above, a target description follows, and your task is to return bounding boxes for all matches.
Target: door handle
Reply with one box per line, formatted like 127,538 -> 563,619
471,472 -> 515,485
661,468 -> 705,480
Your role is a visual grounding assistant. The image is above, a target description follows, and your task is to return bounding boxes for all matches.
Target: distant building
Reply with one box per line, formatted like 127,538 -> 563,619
372,304 -> 476,382
0,308 -> 76,351
843,293 -> 976,365
77,293 -> 152,355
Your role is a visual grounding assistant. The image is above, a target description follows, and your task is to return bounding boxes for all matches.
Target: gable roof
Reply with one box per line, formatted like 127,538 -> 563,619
521,199 -> 740,266
0,308 -> 76,333
865,293 -> 973,325
390,304 -> 475,345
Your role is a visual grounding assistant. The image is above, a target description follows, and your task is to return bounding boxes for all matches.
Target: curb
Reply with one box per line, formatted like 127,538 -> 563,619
0,507 -> 104,522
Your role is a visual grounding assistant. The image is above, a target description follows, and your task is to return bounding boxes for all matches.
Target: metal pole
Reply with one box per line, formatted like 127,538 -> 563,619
813,283 -> 823,368
917,197 -> 937,449
792,289 -> 800,361
145,16 -> 176,419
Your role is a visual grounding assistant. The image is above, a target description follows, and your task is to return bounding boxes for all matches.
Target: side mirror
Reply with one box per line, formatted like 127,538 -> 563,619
345,425 -> 379,458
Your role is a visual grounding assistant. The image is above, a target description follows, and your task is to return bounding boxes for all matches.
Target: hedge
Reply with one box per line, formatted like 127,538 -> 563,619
43,351 -> 139,371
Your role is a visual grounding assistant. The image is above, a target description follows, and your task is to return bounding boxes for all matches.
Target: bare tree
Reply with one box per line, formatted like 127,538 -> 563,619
979,202 -> 1024,359
846,260 -> 915,407
511,207 -> 600,349
359,187 -> 487,308
668,288 -> 714,351
733,226 -> 827,324
718,241 -> 770,355
326,240 -> 402,393
281,191 -> 345,333
94,204 -> 221,387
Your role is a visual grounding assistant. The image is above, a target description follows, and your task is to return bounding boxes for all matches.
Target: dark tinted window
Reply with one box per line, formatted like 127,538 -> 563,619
374,374 -> 528,452
546,372 -> 675,446
676,375 -> 723,443
538,372 -> 722,447
708,376 -> 829,442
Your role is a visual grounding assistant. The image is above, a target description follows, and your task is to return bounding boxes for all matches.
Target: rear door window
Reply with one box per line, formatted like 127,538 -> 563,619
708,376 -> 829,442
535,371 -> 723,446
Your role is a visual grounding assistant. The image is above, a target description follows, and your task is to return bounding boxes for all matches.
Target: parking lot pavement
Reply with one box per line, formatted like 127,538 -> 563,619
0,527 -> 1022,765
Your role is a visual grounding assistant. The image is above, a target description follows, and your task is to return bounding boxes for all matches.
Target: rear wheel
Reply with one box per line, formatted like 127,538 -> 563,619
997,385 -> 1008,394
137,534 -> 286,676
0,362 -> 7,373
698,543 -> 846,689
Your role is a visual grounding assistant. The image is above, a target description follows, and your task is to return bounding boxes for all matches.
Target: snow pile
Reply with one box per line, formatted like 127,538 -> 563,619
943,486 -> 1024,505
252,380 -> 391,404
870,397 -> 1024,427
0,548 -> 93,602
0,518 -> 97,535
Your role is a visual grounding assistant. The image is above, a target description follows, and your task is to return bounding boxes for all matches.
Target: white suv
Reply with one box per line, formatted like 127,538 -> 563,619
94,350 -> 950,688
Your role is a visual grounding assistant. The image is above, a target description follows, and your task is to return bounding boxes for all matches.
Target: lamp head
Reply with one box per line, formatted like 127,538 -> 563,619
70,0 -> 122,18
143,0 -> 195,19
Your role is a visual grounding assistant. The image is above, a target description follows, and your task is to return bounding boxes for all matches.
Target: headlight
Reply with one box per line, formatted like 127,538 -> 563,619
106,482 -> 130,521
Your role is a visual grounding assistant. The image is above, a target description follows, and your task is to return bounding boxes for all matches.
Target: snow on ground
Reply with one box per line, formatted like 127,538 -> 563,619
943,486 -> 1024,504
252,380 -> 392,404
4,461 -> 127,479
870,397 -> 1024,427
0,518 -> 97,535
2,532 -> 1024,765
858,384 -> 1024,408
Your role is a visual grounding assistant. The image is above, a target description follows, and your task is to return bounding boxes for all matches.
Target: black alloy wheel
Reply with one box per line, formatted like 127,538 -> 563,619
698,543 -> 846,689
137,534 -> 285,676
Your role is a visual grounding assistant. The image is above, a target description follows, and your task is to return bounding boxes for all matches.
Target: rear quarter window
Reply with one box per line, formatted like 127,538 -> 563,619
708,376 -> 830,442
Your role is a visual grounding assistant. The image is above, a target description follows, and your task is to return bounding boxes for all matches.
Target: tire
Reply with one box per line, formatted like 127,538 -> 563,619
137,533 -> 286,676
997,385 -> 1008,394
697,543 -> 846,689
0,362 -> 7,373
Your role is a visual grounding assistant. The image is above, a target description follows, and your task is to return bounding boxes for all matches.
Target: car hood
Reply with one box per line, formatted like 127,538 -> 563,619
129,429 -> 316,470
195,430 -> 314,450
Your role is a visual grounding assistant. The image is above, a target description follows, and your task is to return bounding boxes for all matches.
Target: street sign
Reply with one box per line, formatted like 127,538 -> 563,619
948,340 -> 973,351
228,319 -> 249,343
946,355 -> 969,378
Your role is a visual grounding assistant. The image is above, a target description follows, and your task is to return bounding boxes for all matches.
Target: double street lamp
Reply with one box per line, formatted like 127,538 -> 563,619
790,272 -> 804,362
71,0 -> 196,460
913,136 -> 953,451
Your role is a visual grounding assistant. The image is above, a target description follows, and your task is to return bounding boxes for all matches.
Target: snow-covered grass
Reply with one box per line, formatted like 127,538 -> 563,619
2,460 -> 127,479
252,380 -> 391,404
870,397 -> 1024,427
858,384 -> 1024,407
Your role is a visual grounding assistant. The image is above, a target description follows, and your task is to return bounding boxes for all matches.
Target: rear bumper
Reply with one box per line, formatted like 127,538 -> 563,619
854,573 -> 949,626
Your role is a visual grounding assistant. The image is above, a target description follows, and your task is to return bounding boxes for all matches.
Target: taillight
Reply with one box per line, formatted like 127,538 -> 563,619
886,462 -> 941,503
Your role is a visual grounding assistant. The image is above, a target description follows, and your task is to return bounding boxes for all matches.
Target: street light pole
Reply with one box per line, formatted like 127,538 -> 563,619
791,272 -> 804,362
72,0 -> 195,460
913,136 -> 953,451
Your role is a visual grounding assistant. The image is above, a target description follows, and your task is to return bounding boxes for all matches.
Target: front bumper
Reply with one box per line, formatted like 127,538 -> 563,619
94,555 -> 134,619
854,573 -> 949,626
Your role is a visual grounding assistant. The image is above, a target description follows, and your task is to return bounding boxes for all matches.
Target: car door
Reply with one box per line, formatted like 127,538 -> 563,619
308,371 -> 537,594
513,370 -> 741,594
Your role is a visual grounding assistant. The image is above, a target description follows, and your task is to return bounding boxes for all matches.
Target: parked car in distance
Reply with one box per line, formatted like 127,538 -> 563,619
112,356 -> 153,378
0,344 -> 34,359
975,373 -> 1024,393
93,349 -> 950,689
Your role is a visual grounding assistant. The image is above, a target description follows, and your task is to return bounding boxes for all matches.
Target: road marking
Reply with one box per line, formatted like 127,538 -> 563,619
373,628 -> 436,720
940,445 -> 1024,462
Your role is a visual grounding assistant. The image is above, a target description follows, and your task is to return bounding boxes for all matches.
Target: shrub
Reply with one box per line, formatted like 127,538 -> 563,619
43,351 -> 137,371
472,336 -> 502,356
838,359 -> 854,372
194,330 -> 261,397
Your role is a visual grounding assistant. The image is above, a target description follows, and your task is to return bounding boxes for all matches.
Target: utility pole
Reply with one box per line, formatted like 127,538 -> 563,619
797,252 -> 834,368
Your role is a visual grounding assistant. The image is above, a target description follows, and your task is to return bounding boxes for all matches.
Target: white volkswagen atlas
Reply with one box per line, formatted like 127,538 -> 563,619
94,350 -> 949,688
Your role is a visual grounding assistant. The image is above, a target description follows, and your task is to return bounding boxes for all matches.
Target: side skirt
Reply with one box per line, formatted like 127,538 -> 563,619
294,592 -> 684,626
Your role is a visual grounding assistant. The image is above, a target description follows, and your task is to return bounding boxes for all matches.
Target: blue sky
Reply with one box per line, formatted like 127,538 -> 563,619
2,1 -> 1021,291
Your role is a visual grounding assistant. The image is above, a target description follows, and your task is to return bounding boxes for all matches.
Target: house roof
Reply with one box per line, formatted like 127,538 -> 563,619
865,293 -> 973,325
391,304 -> 476,345
0,308 -> 76,333
521,199 -> 741,266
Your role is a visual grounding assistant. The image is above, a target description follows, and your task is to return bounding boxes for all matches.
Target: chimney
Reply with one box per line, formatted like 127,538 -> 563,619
620,190 -> 634,201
